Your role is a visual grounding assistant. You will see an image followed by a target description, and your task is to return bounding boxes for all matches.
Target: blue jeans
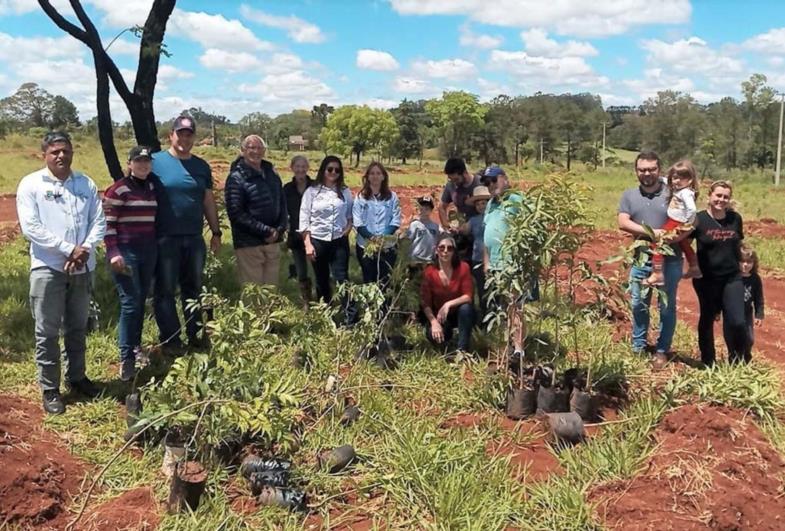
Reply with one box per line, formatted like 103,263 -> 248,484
154,235 -> 206,345
629,258 -> 681,353
110,245 -> 157,362
29,268 -> 92,390
424,302 -> 475,351
356,244 -> 397,288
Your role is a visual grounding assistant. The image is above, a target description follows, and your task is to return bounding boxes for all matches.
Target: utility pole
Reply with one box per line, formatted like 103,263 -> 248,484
539,138 -> 544,164
776,92 -> 784,187
602,122 -> 607,168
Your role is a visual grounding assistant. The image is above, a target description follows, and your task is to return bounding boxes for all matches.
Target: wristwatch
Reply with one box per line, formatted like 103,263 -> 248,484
211,229 -> 223,237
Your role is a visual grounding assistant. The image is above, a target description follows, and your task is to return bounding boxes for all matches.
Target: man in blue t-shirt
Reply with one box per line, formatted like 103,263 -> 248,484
152,116 -> 222,350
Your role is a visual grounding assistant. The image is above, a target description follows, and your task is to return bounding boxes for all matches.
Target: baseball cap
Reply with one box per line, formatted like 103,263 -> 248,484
416,195 -> 434,207
482,165 -> 506,179
128,146 -> 152,161
172,115 -> 196,133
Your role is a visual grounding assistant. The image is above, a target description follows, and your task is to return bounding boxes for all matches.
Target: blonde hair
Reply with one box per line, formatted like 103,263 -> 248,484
739,243 -> 759,274
708,180 -> 735,211
667,159 -> 699,197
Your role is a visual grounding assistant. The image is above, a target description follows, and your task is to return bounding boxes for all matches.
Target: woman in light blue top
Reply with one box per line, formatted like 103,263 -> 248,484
299,155 -> 353,304
353,162 -> 401,288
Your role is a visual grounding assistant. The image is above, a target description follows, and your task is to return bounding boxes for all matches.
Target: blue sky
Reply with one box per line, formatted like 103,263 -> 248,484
0,0 -> 783,122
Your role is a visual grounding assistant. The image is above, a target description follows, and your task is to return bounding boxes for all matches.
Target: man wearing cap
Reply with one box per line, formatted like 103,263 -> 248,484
152,116 -> 221,350
103,146 -> 158,381
482,165 -> 538,360
16,131 -> 106,414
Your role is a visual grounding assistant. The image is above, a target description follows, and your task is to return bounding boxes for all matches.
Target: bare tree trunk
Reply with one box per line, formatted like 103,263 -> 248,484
39,0 -> 175,178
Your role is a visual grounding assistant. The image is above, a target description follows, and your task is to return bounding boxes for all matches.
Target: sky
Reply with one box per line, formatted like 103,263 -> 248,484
0,0 -> 784,123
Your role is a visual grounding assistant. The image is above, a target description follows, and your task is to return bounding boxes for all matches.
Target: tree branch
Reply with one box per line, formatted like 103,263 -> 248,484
37,0 -> 88,43
67,0 -> 133,102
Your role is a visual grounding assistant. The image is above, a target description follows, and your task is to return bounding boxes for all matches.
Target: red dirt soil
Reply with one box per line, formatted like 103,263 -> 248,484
0,395 -> 87,530
441,412 -> 563,481
82,487 -> 160,531
591,404 -> 785,530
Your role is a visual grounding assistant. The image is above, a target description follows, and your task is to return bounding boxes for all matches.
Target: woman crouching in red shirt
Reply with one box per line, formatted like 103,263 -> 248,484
420,233 -> 475,353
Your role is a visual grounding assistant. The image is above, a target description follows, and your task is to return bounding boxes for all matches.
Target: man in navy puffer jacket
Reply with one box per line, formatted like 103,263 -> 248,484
224,135 -> 288,286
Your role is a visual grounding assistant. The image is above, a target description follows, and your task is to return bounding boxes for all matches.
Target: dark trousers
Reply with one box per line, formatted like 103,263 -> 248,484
693,275 -> 748,365
744,308 -> 755,363
110,245 -> 157,362
311,236 -> 349,303
154,235 -> 206,346
356,244 -> 397,288
289,241 -> 311,282
423,302 -> 475,351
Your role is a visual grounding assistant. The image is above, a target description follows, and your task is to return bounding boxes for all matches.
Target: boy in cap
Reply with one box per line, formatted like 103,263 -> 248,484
401,195 -> 441,278
103,146 -> 158,381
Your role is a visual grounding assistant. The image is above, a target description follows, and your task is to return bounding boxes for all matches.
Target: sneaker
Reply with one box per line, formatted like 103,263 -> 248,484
120,359 -> 136,382
651,352 -> 669,371
69,377 -> 100,398
42,389 -> 65,415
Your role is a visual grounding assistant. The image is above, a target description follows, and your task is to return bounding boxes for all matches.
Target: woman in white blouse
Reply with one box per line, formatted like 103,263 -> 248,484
299,156 -> 353,303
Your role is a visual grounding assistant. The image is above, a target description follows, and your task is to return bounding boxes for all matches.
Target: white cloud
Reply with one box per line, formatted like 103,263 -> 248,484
393,76 -> 433,94
389,0 -> 691,38
0,32 -> 84,62
84,0 -> 151,27
237,70 -> 335,115
641,37 -> 743,76
239,5 -> 326,44
488,50 -> 609,88
104,38 -> 139,56
158,64 -> 194,81
359,98 -> 398,110
199,49 -> 261,72
622,68 -> 695,100
597,92 -> 637,107
412,58 -> 476,78
742,27 -> 785,56
476,77 -> 512,100
521,28 -> 597,58
169,9 -> 275,52
356,49 -> 399,71
0,0 -> 70,15
459,24 -> 502,49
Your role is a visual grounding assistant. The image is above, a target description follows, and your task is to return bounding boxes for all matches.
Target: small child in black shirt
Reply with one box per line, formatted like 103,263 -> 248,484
739,243 -> 764,362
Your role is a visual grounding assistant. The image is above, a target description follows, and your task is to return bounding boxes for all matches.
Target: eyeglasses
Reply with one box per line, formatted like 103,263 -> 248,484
483,176 -> 498,183
325,167 -> 341,174
437,245 -> 455,251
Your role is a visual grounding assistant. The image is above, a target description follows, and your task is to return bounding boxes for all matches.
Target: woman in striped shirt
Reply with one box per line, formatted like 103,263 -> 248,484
103,146 -> 158,382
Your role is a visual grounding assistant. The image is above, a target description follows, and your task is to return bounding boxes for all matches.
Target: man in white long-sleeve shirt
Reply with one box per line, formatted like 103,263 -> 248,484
16,131 -> 106,415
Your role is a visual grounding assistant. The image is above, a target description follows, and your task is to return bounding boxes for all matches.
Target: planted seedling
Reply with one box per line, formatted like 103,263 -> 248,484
167,460 -> 207,513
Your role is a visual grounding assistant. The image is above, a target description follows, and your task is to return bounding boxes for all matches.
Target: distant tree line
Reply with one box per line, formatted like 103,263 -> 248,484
1,73 -> 781,175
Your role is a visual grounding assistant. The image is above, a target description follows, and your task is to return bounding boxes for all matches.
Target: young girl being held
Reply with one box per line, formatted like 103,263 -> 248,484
646,159 -> 701,286
739,243 -> 764,363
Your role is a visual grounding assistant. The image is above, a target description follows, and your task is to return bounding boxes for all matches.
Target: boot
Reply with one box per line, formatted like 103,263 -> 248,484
298,279 -> 313,310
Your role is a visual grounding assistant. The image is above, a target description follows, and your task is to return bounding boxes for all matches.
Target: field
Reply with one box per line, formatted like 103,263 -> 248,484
2,136 -> 785,530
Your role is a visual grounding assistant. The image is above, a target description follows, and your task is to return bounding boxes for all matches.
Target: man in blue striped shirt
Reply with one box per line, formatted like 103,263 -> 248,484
16,131 -> 106,414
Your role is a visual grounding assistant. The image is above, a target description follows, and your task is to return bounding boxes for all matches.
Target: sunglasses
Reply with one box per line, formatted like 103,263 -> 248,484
483,176 -> 498,183
325,166 -> 341,174
437,245 -> 455,251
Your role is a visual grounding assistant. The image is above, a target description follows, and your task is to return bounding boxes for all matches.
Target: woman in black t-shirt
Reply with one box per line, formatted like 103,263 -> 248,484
691,180 -> 747,366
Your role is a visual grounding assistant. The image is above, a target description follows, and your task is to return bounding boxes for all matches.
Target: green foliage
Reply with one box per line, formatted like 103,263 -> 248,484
319,105 -> 399,166
0,82 -> 80,130
425,91 -> 486,158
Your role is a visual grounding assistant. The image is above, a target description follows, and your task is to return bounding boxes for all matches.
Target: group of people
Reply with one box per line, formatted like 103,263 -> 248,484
16,118 -> 763,415
619,151 -> 764,369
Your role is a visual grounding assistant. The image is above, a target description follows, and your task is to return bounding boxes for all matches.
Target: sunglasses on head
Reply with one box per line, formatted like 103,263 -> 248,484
437,244 -> 455,251
325,166 -> 341,174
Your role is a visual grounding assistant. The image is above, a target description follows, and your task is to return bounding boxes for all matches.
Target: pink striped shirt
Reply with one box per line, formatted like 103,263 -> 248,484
103,175 -> 157,259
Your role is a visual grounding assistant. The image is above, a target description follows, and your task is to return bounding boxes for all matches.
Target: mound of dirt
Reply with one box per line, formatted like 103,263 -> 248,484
0,395 -> 88,529
746,219 -> 785,239
591,404 -> 785,530
82,487 -> 160,531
